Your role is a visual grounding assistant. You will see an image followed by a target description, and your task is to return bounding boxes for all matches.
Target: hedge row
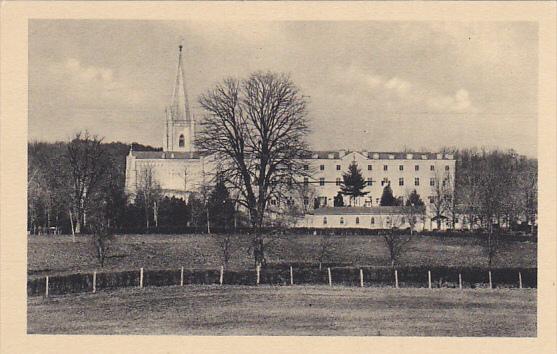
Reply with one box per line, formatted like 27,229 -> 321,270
105,226 -> 536,242
28,266 -> 537,296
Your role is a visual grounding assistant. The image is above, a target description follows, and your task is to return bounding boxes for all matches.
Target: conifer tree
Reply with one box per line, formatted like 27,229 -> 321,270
340,161 -> 368,206
208,176 -> 235,229
380,182 -> 397,206
405,189 -> 425,206
333,191 -> 345,207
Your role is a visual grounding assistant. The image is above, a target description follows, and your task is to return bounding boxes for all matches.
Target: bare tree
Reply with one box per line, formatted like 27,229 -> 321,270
429,170 -> 452,230
136,163 -> 162,229
196,72 -> 311,267
382,215 -> 413,268
316,235 -> 339,270
66,132 -> 109,234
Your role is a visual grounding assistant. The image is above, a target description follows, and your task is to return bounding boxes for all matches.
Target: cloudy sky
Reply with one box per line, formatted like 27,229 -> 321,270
29,20 -> 538,156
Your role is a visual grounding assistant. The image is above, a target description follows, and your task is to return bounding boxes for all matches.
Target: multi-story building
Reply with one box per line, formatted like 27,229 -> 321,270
125,46 -> 456,229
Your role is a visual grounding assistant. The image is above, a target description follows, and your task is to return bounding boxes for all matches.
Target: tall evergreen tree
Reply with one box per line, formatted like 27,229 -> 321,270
380,182 -> 397,206
208,177 -> 235,230
340,161 -> 368,206
405,189 -> 425,206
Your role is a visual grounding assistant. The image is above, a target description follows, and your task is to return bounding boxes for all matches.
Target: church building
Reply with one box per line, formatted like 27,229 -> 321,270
125,46 -> 456,230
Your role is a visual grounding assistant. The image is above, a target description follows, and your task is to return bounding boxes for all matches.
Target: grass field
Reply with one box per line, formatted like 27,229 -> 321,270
28,233 -> 537,277
27,285 -> 536,336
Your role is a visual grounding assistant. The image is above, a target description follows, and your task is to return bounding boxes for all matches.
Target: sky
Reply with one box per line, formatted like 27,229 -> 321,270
28,20 -> 538,157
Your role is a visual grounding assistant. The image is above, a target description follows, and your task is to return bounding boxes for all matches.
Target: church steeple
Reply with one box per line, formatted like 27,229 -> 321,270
169,44 -> 192,122
164,44 -> 195,152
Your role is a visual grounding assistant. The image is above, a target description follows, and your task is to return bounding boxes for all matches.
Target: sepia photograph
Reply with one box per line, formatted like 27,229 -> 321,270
23,18 -> 541,337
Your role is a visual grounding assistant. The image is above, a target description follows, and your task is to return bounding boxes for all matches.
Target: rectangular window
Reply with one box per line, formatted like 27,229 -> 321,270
383,165 -> 388,171
320,164 -> 325,171
415,165 -> 420,171
368,165 -> 372,171
399,165 -> 404,171
319,177 -> 325,186
429,196 -> 435,204
399,177 -> 404,186
336,177 -> 341,186
367,178 -> 373,186
303,177 -> 308,185
303,164 -> 309,170
430,178 -> 435,186
415,177 -> 420,186
303,197 -> 309,205
336,164 -> 341,170
430,165 -> 435,171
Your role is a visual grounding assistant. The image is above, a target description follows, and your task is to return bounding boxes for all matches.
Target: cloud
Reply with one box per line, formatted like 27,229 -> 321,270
327,64 -> 478,114
64,58 -> 114,84
47,57 -> 148,107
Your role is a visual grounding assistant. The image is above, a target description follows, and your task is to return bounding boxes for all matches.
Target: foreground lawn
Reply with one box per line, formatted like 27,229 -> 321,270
27,285 -> 536,336
28,233 -> 537,277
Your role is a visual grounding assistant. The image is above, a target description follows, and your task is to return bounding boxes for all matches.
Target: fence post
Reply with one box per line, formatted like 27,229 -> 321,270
488,271 -> 492,289
327,267 -> 332,287
140,267 -> 144,288
394,270 -> 399,289
256,265 -> 260,285
360,269 -> 364,288
180,267 -> 184,286
428,270 -> 432,289
220,266 -> 224,286
45,276 -> 49,297
519,271 -> 522,289
93,271 -> 96,293
458,273 -> 462,290
290,266 -> 294,286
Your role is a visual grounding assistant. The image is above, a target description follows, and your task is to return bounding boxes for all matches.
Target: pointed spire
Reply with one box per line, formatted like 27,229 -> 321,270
169,44 -> 192,122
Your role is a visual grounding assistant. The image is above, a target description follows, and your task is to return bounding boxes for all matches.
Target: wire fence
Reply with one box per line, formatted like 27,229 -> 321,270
28,264 -> 536,297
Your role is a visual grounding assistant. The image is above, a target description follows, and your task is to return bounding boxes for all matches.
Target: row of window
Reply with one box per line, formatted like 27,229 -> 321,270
309,164 -> 450,172
309,177 -> 448,187
322,216 -> 414,225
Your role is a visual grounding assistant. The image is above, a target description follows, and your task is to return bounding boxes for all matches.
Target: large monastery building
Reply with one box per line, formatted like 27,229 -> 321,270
125,47 -> 456,230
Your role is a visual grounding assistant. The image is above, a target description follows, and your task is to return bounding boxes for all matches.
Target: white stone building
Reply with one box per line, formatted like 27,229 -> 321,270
125,47 -> 456,229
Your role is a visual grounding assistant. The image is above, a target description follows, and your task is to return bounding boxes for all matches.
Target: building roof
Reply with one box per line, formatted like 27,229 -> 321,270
130,151 -> 202,159
312,206 -> 425,216
301,150 -> 454,160
130,149 -> 454,161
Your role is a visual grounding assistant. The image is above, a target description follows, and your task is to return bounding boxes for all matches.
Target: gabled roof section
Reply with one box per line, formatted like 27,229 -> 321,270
300,150 -> 454,160
168,45 -> 192,122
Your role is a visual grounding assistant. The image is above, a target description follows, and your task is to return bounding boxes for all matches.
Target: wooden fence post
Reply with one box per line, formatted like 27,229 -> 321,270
394,270 -> 399,289
45,276 -> 49,297
290,266 -> 293,286
256,265 -> 260,285
220,266 -> 224,286
519,272 -> 522,289
140,267 -> 144,288
360,269 -> 364,288
327,267 -> 332,287
93,271 -> 96,293
180,267 -> 184,286
428,270 -> 432,289
488,271 -> 492,289
458,273 -> 462,290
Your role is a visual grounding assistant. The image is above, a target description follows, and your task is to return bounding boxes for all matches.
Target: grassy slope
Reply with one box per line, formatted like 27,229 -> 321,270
28,234 -> 537,277
27,285 -> 536,336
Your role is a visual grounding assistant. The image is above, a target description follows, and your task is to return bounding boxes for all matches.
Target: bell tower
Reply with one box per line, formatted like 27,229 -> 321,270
164,44 -> 195,152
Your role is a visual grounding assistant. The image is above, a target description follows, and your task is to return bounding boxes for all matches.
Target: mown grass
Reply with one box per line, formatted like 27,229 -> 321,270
28,233 -> 537,277
27,285 -> 536,336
